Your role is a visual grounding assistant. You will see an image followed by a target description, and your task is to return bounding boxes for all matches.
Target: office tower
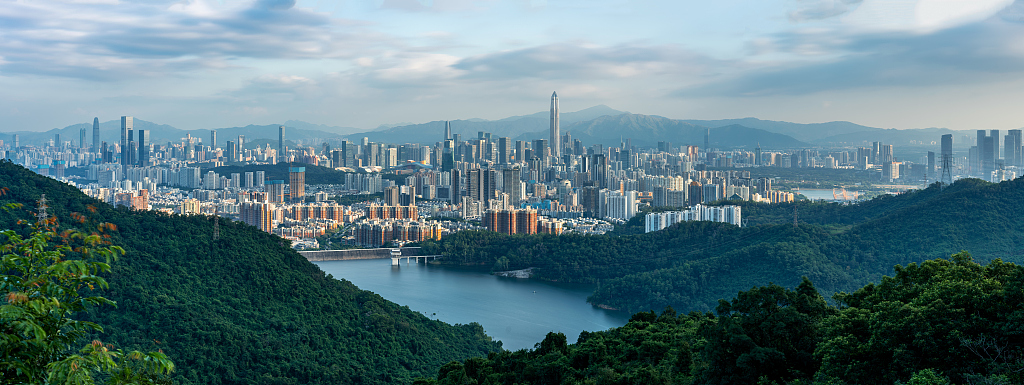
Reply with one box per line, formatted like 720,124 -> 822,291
54,134 -> 60,149
879,144 -> 893,164
92,117 -> 99,152
503,168 -> 522,208
444,121 -> 451,141
755,143 -> 762,166
450,169 -> 462,201
101,142 -> 110,163
1006,130 -> 1022,168
79,128 -> 86,150
498,137 -> 512,164
211,130 -> 217,149
226,140 -> 235,162
533,139 -> 550,159
289,166 -> 305,203
237,135 -> 245,154
704,128 -> 710,151
550,91 -> 560,158
138,129 -> 149,166
468,169 -> 482,202
12,135 -> 17,148
278,126 -> 286,164
927,151 -> 935,181
978,130 -> 998,176
120,116 -> 132,166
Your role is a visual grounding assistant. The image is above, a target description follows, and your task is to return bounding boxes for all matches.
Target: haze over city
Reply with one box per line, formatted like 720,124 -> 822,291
4,0 -> 1024,132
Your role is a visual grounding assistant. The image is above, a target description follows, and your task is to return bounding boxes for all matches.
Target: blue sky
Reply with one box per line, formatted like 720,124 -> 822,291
2,0 -> 1024,132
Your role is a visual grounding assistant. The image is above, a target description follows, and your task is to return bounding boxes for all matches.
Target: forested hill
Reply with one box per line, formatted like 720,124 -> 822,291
0,161 -> 501,385
424,254 -> 1024,385
421,177 -> 1024,313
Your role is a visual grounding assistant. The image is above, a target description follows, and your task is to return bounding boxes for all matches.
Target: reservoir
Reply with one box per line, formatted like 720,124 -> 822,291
316,259 -> 631,351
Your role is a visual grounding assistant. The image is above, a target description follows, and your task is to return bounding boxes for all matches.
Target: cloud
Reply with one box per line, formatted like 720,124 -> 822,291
451,43 -> 719,82
0,0 -> 382,80
789,0 -> 864,22
679,15 -> 1024,97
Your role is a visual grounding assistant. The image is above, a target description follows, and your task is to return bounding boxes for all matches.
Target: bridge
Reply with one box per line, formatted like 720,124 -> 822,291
298,247 -> 441,266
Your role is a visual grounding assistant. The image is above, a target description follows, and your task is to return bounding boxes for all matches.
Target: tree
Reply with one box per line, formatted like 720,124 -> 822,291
1,196 -> 173,384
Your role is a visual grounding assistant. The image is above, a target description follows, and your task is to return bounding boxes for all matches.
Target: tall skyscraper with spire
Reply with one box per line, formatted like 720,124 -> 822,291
444,121 -> 452,141
550,91 -> 560,158
92,117 -> 99,153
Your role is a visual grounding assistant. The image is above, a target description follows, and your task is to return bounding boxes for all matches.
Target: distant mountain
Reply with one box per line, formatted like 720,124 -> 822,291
681,118 -> 881,142
496,105 -> 628,124
353,105 -> 628,144
514,114 -> 808,149
814,127 -> 973,148
2,119 -> 354,148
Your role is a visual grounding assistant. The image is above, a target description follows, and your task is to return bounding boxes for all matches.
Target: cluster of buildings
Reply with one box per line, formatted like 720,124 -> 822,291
644,204 -> 743,233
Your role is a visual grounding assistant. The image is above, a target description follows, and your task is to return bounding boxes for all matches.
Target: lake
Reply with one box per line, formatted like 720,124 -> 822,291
315,259 -> 631,351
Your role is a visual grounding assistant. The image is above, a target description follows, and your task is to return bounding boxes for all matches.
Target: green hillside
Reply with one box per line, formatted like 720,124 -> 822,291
422,177 -> 1024,313
424,254 -> 1024,385
0,161 -> 500,385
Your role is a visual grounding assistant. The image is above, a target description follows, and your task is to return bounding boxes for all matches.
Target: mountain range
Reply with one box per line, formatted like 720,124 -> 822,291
3,108 -> 996,150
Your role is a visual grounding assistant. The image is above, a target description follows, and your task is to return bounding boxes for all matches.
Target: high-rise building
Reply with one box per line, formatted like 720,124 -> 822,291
54,133 -> 60,149
498,137 -> 512,164
79,128 -> 86,150
502,168 -> 522,208
704,128 -> 710,151
927,151 -> 935,181
444,120 -> 452,141
289,167 -> 305,203
92,117 -> 100,153
278,125 -> 286,164
211,130 -> 217,149
550,91 -> 560,159
120,116 -> 132,167
978,130 -> 999,176
754,143 -> 762,166
1006,130 -> 1022,168
138,129 -> 149,166
237,135 -> 245,156
266,180 -> 286,202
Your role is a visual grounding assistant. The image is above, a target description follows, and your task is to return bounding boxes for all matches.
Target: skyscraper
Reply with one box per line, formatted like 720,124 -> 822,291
120,116 -> 132,166
138,129 -> 148,166
289,166 -> 305,203
278,125 -> 286,164
79,128 -> 86,150
550,91 -> 560,159
1006,130 -> 1022,168
92,117 -> 99,153
138,129 -> 149,166
444,121 -> 451,141
211,130 -> 217,149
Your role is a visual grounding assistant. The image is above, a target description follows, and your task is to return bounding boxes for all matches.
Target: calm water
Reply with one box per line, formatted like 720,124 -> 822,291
316,259 -> 630,351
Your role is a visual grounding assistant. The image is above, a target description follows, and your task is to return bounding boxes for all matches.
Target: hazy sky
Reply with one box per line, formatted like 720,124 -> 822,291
2,0 -> 1024,132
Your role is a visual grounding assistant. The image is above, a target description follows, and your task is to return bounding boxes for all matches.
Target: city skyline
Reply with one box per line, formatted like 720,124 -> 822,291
3,0 -> 1024,133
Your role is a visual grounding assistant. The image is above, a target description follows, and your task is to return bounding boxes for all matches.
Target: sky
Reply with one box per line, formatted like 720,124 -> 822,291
2,0 -> 1024,132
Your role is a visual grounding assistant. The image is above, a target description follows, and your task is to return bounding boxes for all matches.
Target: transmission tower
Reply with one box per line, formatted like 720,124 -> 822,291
940,154 -> 953,185
36,194 -> 49,224
212,206 -> 220,241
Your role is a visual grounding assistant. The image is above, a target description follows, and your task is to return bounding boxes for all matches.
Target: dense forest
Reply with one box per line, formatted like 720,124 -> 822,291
0,161 -> 500,385
422,254 -> 1024,384
420,178 -> 1024,313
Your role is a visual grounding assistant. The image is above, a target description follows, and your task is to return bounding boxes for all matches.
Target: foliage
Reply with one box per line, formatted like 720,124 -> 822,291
0,161 -> 500,384
423,177 -> 1024,314
1,200 -> 173,384
431,255 -> 1024,384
